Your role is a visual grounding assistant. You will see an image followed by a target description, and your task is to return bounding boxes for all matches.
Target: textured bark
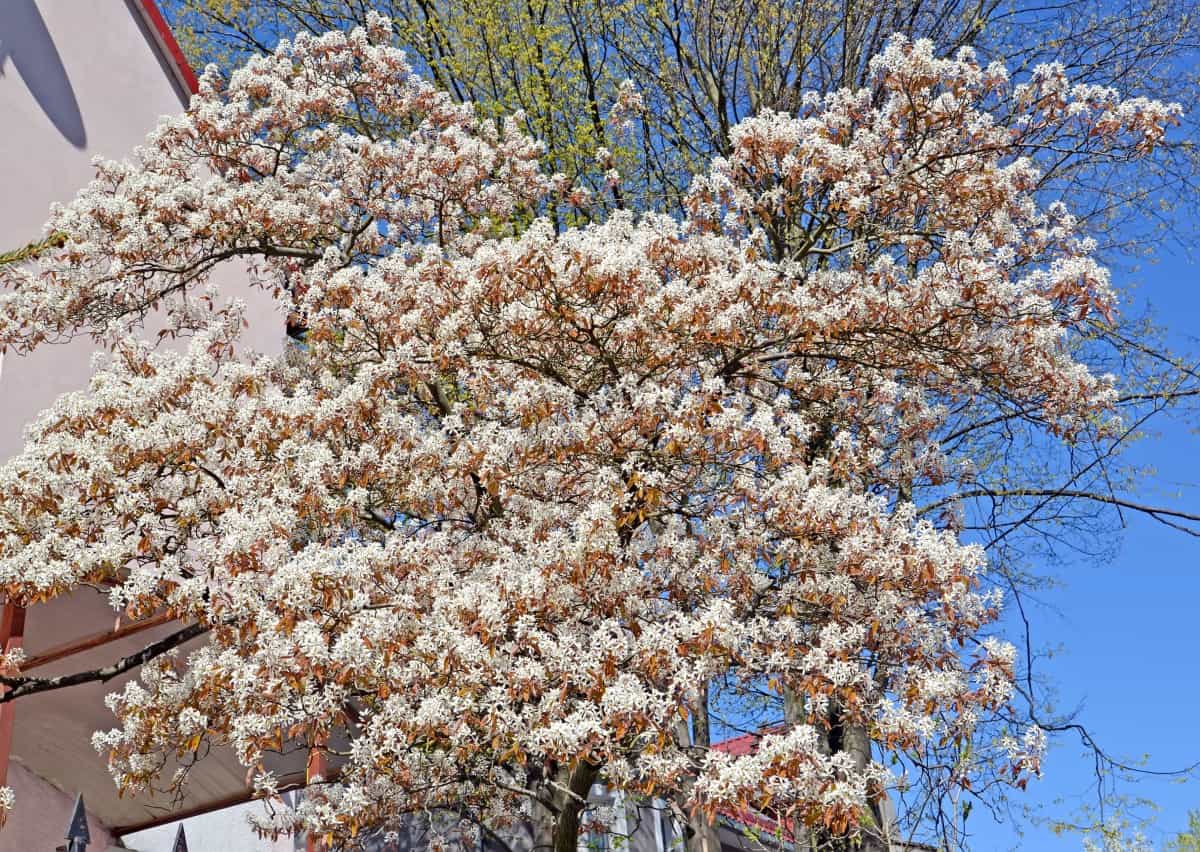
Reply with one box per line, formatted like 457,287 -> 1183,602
815,701 -> 887,852
529,762 -> 557,852
662,685 -> 722,852
842,720 -> 888,851
685,687 -> 721,852
552,759 -> 601,852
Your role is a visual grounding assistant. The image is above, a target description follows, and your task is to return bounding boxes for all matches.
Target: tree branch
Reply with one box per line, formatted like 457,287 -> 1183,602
0,621 -> 209,703
918,487 -> 1200,534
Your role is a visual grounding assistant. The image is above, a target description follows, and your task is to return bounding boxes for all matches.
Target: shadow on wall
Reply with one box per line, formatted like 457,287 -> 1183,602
0,0 -> 87,148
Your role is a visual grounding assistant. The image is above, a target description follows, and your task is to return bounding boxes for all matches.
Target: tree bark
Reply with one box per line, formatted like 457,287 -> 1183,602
529,761 -> 557,852
841,719 -> 888,851
551,759 -> 601,852
684,686 -> 721,852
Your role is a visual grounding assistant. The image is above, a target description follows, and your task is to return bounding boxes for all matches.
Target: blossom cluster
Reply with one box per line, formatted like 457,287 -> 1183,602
0,23 -> 1176,847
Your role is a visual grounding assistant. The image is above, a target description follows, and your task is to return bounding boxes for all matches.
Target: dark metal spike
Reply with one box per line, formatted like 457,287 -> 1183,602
65,792 -> 90,843
172,822 -> 190,852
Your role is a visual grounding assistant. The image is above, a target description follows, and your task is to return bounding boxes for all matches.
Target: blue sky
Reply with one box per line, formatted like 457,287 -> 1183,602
966,246 -> 1200,849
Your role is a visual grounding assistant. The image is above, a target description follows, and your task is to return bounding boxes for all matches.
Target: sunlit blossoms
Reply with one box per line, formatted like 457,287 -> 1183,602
0,16 -> 1177,849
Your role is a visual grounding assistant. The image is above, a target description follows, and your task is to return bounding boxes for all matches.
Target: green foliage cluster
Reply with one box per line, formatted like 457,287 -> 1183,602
163,0 -> 1200,243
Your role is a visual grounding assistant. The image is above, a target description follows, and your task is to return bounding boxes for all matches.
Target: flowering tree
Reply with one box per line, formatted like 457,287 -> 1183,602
167,0 -> 1200,237
0,17 -> 1178,851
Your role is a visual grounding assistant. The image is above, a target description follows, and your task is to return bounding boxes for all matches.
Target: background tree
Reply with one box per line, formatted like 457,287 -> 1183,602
164,0 -> 1200,241
1167,810 -> 1200,852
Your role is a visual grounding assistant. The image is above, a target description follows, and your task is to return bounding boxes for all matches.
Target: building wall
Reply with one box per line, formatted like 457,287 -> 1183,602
122,803 -> 295,852
0,2 -> 282,849
0,0 -> 281,462
0,0 -> 184,461
3,763 -> 117,851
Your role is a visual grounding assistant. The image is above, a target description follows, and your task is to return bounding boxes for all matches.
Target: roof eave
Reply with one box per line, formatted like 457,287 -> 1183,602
131,0 -> 200,100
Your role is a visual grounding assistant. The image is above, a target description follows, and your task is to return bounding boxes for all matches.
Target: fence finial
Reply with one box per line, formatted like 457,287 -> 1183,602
65,793 -> 90,851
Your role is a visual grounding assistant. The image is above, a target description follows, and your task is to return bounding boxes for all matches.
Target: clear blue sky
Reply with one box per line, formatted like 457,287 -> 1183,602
967,247 -> 1200,850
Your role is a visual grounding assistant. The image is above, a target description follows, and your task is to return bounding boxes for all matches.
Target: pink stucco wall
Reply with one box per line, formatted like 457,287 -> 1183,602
4,763 -> 117,851
0,0 -> 282,461
1,2 -> 283,848
0,0 -> 199,461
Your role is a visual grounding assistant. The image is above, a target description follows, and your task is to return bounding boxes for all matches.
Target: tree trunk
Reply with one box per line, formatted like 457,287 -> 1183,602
529,762 -> 557,852
841,719 -> 888,851
551,759 -> 600,852
665,684 -> 722,852
818,700 -> 888,852
685,686 -> 721,852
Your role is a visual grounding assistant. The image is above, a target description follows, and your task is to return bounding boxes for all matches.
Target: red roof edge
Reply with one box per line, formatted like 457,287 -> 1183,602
711,723 -> 787,757
134,0 -> 200,98
711,731 -> 762,757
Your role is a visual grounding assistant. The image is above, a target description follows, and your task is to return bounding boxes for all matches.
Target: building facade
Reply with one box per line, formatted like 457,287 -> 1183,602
0,3 -> 283,849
